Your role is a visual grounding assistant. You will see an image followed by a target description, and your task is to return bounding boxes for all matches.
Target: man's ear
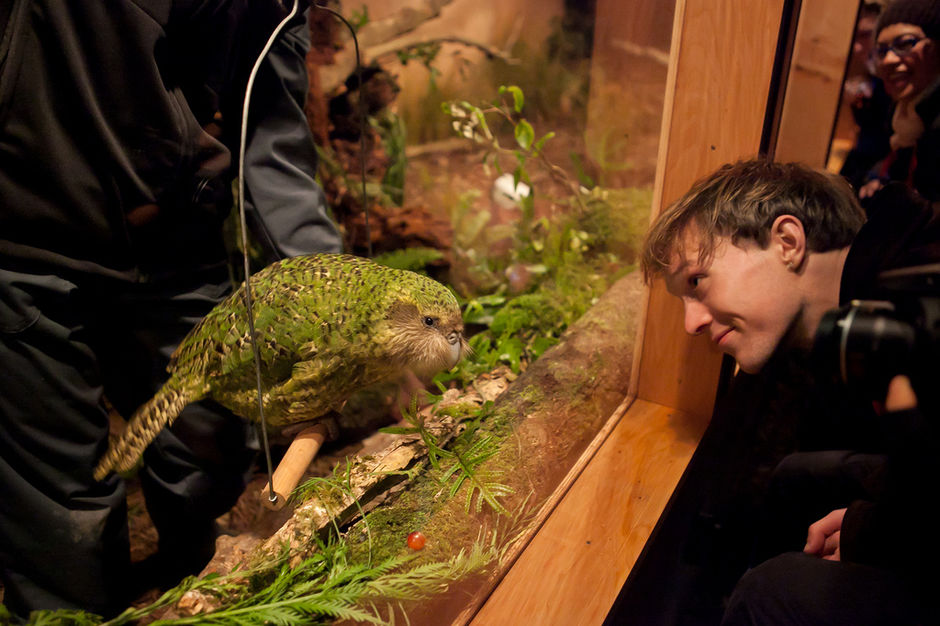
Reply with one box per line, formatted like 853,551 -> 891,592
770,214 -> 806,270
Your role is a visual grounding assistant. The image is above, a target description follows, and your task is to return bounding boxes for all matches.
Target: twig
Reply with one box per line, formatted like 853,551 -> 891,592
368,36 -> 520,66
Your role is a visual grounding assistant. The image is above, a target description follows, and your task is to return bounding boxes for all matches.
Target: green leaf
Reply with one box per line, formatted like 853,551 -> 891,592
496,336 -> 525,372
512,166 -> 524,191
529,335 -> 559,359
372,247 -> 444,271
534,131 -> 556,156
514,119 -> 534,151
378,426 -> 420,435
474,294 -> 507,306
499,85 -> 525,112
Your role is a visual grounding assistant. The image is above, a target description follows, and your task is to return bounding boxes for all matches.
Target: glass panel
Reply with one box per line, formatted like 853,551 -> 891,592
120,2 -> 679,621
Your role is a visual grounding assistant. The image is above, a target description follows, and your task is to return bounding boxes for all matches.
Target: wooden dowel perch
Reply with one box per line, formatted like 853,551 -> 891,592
260,423 -> 330,511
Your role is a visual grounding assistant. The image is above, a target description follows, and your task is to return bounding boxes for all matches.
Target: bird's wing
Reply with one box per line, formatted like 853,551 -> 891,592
257,337 -> 360,424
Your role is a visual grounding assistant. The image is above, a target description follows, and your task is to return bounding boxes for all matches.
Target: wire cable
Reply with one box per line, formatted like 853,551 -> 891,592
237,0 -> 302,506
237,0 -> 370,507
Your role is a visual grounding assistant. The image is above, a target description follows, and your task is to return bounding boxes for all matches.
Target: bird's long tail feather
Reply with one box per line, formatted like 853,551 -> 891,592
93,382 -> 203,480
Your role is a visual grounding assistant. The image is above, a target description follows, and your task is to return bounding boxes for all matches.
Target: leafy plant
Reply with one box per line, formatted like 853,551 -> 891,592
444,86 -> 562,224
379,394 -> 452,472
439,433 -> 513,515
371,111 -> 408,206
379,395 -> 513,516
372,247 -> 444,272
20,533 -> 501,626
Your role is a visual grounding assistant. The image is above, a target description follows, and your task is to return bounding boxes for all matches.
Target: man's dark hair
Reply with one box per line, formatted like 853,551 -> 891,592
641,160 -> 867,282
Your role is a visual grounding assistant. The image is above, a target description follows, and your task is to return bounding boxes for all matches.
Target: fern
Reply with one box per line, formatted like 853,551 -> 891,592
21,610 -> 102,626
439,434 -> 513,515
378,393 -> 452,470
137,537 -> 498,626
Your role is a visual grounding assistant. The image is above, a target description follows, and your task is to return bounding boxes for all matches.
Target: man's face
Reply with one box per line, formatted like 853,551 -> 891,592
876,23 -> 940,100
664,228 -> 803,373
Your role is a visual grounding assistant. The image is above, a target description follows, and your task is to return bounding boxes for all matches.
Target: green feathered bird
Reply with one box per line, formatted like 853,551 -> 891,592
94,253 -> 467,480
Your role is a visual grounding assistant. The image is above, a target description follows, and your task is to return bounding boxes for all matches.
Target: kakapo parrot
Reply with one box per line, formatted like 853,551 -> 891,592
94,253 -> 467,480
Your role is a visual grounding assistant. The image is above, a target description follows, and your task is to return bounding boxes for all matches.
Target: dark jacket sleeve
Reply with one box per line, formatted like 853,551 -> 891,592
240,8 -> 342,263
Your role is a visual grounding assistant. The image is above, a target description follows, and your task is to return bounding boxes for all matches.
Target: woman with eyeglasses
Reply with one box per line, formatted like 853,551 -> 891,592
858,0 -> 940,203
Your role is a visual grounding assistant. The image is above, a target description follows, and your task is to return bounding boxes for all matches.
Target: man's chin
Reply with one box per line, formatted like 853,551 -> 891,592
733,351 -> 772,374
736,360 -> 763,375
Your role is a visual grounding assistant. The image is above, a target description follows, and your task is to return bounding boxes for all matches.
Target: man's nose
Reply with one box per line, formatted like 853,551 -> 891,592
683,300 -> 712,335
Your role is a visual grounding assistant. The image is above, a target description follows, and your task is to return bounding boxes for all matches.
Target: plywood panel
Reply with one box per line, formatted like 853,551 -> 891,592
636,0 -> 786,418
774,0 -> 858,165
469,400 -> 709,625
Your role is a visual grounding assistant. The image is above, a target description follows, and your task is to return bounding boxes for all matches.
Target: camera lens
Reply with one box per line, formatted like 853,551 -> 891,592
814,302 -> 916,393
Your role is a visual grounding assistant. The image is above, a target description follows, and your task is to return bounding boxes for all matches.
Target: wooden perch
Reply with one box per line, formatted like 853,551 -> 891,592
259,423 -> 331,510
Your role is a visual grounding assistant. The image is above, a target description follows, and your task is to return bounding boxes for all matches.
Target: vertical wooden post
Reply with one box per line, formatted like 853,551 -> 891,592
773,0 -> 859,166
635,0 -> 787,419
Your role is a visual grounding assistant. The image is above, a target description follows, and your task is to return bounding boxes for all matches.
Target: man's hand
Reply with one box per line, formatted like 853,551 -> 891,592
885,374 -> 917,412
858,178 -> 884,199
804,508 -> 847,561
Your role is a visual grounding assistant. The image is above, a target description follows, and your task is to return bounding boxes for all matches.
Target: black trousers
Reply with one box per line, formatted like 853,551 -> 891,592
751,450 -> 887,565
722,552 -> 926,625
0,266 -> 256,618
722,451 -> 928,625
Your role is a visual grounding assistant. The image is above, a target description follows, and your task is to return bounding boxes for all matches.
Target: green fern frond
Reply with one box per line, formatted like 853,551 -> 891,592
439,433 -> 512,515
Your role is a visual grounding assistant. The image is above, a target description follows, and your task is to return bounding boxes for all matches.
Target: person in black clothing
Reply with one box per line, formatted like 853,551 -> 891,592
641,160 -> 940,624
840,2 -> 894,192
0,1 -> 341,619
858,0 -> 940,203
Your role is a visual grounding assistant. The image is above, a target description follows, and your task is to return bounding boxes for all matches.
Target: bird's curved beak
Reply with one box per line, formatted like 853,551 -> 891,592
446,330 -> 463,368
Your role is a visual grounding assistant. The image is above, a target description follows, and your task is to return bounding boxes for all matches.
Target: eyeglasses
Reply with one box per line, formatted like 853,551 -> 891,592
874,34 -> 926,60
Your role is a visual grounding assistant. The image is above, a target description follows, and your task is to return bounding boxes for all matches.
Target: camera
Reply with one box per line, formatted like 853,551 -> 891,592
813,263 -> 940,404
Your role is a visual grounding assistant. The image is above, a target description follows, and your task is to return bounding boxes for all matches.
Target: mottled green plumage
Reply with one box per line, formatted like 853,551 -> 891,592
94,254 -> 466,480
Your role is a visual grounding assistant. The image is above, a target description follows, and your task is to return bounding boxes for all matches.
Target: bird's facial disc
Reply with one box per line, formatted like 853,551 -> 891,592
386,302 -> 466,376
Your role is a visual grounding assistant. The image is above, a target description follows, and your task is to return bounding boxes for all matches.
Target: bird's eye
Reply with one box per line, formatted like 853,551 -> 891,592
423,316 -> 436,327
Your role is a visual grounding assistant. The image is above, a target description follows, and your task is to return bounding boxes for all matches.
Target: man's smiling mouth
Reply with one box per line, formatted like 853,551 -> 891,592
713,328 -> 733,346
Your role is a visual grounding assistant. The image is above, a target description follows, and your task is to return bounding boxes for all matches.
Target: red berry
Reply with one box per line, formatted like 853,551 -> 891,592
407,531 -> 426,550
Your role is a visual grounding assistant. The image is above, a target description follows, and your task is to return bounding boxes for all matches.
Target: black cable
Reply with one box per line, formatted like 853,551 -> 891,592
237,1 -> 372,506
238,0 -> 303,505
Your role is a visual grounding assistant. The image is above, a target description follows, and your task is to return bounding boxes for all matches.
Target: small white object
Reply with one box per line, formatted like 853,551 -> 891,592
491,173 -> 531,210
